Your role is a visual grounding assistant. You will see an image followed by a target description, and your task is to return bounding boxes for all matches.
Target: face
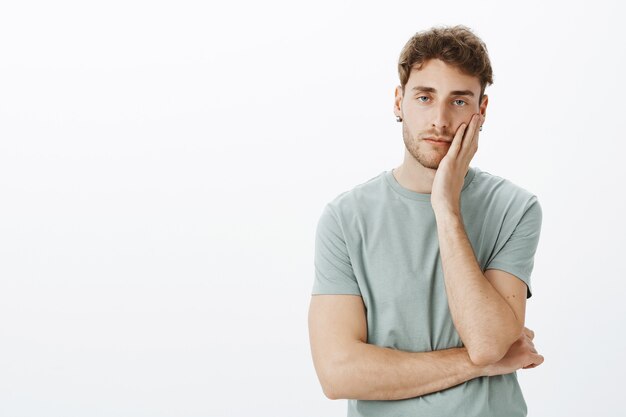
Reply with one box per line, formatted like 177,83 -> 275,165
394,58 -> 488,169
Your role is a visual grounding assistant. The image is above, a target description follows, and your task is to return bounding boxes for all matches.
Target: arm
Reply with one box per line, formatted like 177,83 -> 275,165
430,113 -> 532,366
434,212 -> 525,366
308,294 -> 486,401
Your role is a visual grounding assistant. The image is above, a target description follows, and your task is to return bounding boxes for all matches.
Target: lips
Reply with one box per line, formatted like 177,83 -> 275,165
424,137 -> 451,143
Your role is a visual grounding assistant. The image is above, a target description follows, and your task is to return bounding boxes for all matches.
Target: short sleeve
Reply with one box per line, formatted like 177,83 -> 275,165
311,204 -> 361,296
485,196 -> 542,299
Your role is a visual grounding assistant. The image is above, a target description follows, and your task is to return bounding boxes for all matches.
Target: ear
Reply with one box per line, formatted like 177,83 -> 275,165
394,85 -> 403,118
479,94 -> 488,119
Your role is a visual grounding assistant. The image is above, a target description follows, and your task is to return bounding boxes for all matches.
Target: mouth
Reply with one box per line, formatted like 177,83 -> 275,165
424,138 -> 451,146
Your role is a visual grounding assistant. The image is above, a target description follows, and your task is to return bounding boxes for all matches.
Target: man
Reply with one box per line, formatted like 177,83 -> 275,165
308,25 -> 544,417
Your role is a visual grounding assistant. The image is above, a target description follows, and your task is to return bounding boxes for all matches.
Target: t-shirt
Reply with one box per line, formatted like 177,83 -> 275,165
311,166 -> 542,417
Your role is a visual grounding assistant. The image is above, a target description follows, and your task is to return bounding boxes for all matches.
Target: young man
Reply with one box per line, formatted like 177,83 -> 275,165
308,25 -> 544,416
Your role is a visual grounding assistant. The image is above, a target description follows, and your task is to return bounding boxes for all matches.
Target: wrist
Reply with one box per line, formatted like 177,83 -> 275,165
434,208 -> 463,225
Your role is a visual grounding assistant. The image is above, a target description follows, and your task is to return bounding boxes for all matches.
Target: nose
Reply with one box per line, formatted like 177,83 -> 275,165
431,102 -> 452,132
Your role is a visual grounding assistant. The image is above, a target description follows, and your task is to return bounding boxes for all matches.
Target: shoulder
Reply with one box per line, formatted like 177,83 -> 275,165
471,167 -> 539,208
325,170 -> 388,219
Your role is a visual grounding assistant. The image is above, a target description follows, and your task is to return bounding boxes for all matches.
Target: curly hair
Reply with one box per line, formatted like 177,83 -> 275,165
398,25 -> 494,103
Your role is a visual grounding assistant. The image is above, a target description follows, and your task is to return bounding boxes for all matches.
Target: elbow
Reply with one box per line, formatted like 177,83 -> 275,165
315,342 -> 363,400
316,367 -> 339,399
467,341 -> 509,366
320,381 -> 335,400
320,373 -> 344,400
323,386 -> 339,401
317,358 -> 348,400
468,348 -> 504,366
467,325 -> 523,366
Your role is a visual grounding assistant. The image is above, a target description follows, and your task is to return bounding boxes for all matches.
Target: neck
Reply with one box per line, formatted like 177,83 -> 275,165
392,152 -> 437,194
392,151 -> 470,194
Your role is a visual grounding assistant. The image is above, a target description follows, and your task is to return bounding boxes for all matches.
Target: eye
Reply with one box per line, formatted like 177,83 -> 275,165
453,99 -> 467,106
416,96 -> 429,102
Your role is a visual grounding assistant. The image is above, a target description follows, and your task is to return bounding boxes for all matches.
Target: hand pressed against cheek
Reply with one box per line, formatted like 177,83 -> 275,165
430,113 -> 484,214
456,113 -> 483,162
436,113 -> 483,173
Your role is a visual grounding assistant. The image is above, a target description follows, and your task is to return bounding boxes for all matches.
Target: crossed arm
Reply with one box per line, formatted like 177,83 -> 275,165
308,217 -> 528,400
309,209 -> 532,401
435,211 -> 527,366
308,294 -> 487,400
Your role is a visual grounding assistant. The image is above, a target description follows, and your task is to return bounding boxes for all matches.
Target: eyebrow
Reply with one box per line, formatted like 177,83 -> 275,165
411,86 -> 475,97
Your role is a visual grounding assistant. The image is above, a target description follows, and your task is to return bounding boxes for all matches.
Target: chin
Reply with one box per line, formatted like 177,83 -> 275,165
412,151 -> 444,170
404,139 -> 447,170
424,162 -> 441,170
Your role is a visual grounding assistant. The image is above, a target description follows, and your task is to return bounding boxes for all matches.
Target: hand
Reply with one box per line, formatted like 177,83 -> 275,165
431,113 -> 484,216
481,326 -> 545,377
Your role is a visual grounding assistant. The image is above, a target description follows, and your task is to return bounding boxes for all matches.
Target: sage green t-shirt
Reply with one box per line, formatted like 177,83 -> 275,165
312,166 -> 542,417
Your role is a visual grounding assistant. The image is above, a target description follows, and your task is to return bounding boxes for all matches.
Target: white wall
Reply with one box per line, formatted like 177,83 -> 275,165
1,0 -> 624,416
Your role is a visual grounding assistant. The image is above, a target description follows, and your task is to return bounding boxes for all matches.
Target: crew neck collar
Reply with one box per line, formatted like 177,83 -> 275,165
384,166 -> 477,202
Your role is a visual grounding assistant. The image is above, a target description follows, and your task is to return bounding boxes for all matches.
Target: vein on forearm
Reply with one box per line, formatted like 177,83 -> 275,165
435,212 -> 519,356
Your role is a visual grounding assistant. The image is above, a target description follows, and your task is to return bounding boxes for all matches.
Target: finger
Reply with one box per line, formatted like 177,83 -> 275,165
524,327 -> 535,340
448,122 -> 467,158
522,354 -> 544,369
461,113 -> 480,151
461,113 -> 481,154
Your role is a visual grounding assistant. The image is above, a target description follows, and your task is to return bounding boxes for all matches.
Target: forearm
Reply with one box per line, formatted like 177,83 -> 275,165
326,342 -> 485,400
435,211 -> 520,363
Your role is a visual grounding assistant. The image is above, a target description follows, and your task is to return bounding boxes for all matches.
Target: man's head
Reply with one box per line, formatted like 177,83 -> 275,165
394,25 -> 493,170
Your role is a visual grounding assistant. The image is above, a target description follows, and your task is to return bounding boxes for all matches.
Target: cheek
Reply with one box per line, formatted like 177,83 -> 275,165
454,111 -> 475,127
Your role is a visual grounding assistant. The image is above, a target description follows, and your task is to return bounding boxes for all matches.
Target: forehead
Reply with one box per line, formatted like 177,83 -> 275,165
407,59 -> 480,93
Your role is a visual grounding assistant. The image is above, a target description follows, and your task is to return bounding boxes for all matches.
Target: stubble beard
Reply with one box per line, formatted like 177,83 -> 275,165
401,122 -> 449,170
